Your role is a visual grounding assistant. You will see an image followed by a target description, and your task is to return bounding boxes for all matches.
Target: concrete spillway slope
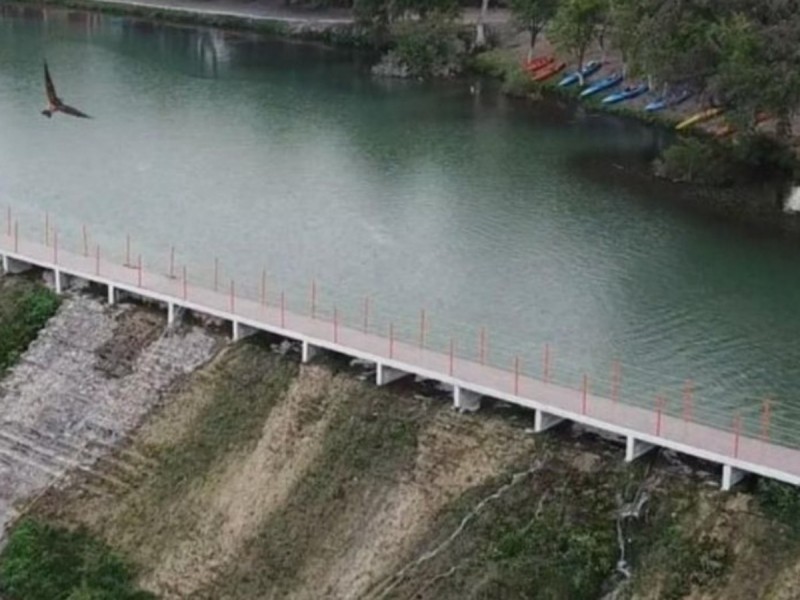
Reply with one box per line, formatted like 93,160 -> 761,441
0,289 -> 221,541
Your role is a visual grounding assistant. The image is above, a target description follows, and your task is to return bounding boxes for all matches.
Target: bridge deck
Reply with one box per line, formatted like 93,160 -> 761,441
2,229 -> 799,488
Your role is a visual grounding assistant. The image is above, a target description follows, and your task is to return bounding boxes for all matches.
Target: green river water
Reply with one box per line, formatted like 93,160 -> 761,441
2,3 -> 800,441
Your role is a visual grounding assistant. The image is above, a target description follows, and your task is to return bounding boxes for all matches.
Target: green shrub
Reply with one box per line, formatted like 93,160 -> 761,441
756,479 -> 800,534
390,17 -> 466,78
656,137 -> 734,186
0,283 -> 60,374
0,519 -> 154,600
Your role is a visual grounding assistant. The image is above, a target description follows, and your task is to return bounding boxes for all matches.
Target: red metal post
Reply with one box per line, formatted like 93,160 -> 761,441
82,225 -> 89,257
280,291 -> 286,328
656,396 -> 664,436
582,374 -> 588,415
363,296 -> 370,334
182,266 -> 188,300
230,280 -> 235,313
682,380 -> 693,422
479,327 -> 486,365
611,361 -> 621,403
733,413 -> 742,458
137,254 -> 142,287
333,306 -> 339,343
761,399 -> 772,442
514,356 -> 520,396
449,338 -> 454,376
169,246 -> 175,279
419,309 -> 426,348
53,229 -> 58,264
543,343 -> 551,383
389,323 -> 395,358
214,257 -> 219,291
260,268 -> 266,307
95,245 -> 100,275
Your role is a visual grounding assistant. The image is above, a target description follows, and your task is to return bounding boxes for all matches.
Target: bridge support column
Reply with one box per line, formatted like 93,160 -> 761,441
535,410 -> 564,433
625,437 -> 656,463
232,320 -> 257,342
722,464 -> 747,491
107,284 -> 116,305
168,303 -> 177,326
376,363 -> 410,387
54,269 -> 63,294
301,340 -> 319,363
453,386 -> 481,413
3,256 -> 32,274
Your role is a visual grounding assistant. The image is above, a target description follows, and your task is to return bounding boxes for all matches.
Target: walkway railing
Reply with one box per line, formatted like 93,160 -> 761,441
2,207 -> 799,486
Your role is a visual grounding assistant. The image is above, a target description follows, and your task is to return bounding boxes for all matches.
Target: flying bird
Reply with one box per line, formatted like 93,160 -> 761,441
42,61 -> 91,119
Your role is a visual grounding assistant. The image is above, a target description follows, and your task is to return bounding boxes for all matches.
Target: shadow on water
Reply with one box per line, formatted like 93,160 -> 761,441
558,108 -> 800,242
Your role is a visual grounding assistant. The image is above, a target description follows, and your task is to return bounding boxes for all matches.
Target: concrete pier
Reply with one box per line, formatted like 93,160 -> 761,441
625,437 -> 656,463
376,363 -> 410,387
453,386 -> 481,413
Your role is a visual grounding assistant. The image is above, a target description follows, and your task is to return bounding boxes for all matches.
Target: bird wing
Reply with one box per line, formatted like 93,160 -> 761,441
60,103 -> 92,119
43,61 -> 60,105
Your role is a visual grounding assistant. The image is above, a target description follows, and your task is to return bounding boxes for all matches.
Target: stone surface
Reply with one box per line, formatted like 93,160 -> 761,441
0,294 -> 221,542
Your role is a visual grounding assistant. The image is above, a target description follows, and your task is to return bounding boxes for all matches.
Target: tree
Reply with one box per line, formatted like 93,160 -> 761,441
509,0 -> 559,58
607,0 -> 645,78
711,7 -> 800,141
475,0 -> 491,47
550,0 -> 607,83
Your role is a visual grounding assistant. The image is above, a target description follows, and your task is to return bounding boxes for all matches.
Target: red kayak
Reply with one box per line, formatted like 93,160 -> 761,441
523,56 -> 554,73
532,61 -> 566,82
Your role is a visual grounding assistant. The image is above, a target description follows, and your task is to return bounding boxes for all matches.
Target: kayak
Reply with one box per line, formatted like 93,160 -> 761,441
579,73 -> 623,98
523,56 -> 554,73
601,83 -> 649,105
557,61 -> 602,87
532,61 -> 566,82
675,107 -> 723,131
645,90 -> 692,112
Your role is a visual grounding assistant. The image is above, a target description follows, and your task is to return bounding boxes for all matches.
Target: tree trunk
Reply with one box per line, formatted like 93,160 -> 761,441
577,47 -> 587,86
475,0 -> 490,48
777,111 -> 793,143
529,22 -> 540,55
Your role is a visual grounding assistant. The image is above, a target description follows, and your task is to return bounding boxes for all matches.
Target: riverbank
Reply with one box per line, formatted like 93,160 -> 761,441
0,283 -> 799,598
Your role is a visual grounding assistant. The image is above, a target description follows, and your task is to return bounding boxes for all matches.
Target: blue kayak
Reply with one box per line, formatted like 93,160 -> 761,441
645,90 -> 692,112
602,83 -> 649,105
557,61 -> 602,88
579,73 -> 623,98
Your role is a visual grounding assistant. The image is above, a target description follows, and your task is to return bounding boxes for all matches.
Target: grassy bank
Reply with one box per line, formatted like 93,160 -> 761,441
0,276 -> 59,375
9,335 -> 800,598
0,518 -> 153,600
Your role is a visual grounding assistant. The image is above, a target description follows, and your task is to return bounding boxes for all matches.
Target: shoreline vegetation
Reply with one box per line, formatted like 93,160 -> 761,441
9,0 -> 800,221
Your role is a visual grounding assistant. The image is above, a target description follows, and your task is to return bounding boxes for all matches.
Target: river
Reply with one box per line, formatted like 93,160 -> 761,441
2,3 -> 800,441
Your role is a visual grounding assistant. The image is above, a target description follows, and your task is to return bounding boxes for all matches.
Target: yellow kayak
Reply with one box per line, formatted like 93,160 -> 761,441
675,107 -> 724,131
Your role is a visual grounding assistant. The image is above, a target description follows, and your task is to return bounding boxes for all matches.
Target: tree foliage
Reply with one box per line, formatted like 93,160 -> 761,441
508,0 -> 558,51
550,0 -> 606,76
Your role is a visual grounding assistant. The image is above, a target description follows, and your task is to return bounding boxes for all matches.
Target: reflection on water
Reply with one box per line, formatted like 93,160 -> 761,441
3,4 -> 800,439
